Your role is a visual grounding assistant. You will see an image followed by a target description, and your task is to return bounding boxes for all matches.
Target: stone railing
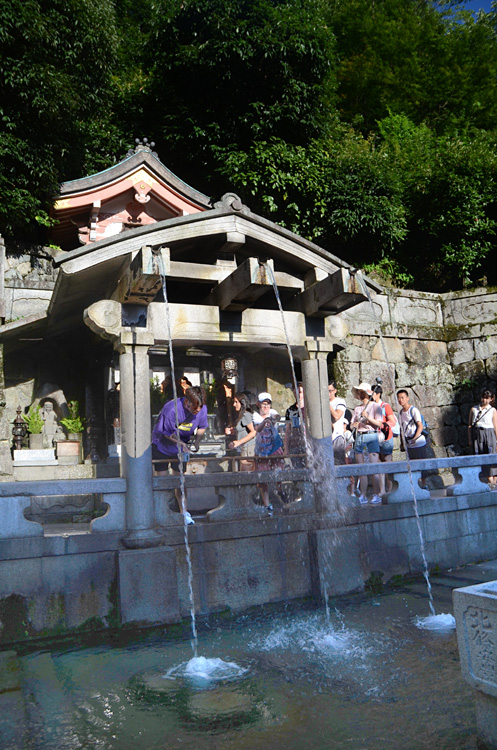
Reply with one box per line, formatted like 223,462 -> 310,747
153,467 -> 313,524
335,453 -> 497,502
1,454 -> 497,540
0,478 -> 126,539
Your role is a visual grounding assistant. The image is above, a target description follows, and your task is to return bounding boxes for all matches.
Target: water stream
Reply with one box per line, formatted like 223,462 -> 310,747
157,256 -> 249,676
355,272 -> 448,624
265,262 -> 336,623
157,256 -> 199,656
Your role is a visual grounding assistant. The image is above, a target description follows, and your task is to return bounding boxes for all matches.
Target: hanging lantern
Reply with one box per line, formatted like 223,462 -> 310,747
221,356 -> 238,378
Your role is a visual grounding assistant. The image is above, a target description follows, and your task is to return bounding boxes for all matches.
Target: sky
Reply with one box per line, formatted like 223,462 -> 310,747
463,0 -> 494,12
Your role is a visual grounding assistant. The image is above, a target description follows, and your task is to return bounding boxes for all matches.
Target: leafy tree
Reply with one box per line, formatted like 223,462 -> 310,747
216,129 -> 408,268
218,114 -> 497,290
143,0 -> 337,188
0,0 -> 118,237
329,0 -> 497,135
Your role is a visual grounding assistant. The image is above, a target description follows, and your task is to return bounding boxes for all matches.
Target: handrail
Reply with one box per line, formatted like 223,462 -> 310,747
334,453 -> 497,478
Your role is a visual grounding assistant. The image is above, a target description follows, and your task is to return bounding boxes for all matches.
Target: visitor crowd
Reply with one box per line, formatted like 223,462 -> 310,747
151,373 -> 497,519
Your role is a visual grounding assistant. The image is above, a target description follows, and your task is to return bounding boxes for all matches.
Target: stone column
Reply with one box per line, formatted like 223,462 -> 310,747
302,356 -> 338,513
84,300 -> 161,548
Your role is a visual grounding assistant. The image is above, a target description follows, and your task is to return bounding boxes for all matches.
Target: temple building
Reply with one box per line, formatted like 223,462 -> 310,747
0,139 -> 367,484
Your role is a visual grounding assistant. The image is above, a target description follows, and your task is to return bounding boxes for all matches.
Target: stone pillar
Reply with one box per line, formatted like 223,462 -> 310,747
302,358 -> 332,442
118,334 -> 161,548
302,357 -> 338,513
84,300 -> 161,548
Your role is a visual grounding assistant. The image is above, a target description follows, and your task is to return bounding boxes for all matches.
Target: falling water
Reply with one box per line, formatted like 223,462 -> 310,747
157,253 -> 198,656
356,272 -> 436,617
264,262 -> 305,428
265,262 -> 333,622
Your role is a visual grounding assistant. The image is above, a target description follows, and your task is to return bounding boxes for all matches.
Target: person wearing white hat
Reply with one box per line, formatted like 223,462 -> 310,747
350,382 -> 383,505
252,392 -> 280,425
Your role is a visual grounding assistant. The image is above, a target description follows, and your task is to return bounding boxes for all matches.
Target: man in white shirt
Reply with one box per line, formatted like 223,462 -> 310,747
397,389 -> 427,460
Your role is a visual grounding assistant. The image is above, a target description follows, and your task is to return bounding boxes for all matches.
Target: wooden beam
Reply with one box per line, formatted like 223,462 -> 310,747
202,258 -> 274,312
112,246 -> 170,304
290,268 -> 366,317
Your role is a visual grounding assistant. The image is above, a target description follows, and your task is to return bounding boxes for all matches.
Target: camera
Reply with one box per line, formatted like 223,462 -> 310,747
372,376 -> 382,394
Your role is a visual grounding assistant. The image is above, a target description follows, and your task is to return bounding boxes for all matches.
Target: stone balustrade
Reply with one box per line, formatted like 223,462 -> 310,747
335,453 -> 497,503
1,453 -> 497,540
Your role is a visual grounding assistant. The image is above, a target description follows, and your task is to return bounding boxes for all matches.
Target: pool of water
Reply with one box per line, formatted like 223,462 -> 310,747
19,580 -> 476,750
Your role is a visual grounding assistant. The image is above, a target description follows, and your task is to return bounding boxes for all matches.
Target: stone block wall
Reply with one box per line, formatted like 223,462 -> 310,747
4,241 -> 57,323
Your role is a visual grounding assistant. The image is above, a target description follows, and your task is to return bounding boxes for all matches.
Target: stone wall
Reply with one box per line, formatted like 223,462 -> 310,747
4,241 -> 57,323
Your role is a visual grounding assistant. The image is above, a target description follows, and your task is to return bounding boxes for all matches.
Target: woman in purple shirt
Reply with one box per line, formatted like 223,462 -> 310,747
152,386 -> 207,524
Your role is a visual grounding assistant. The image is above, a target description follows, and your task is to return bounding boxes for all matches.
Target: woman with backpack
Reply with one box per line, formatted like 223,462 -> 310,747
372,387 -> 398,495
468,389 -> 497,488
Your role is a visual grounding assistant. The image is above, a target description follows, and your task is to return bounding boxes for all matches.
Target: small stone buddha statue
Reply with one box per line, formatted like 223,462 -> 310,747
41,401 -> 58,448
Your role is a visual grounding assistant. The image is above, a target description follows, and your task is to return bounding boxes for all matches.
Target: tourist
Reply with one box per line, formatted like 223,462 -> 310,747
468,388 -> 497,488
397,388 -> 428,460
372,386 -> 397,495
152,385 -> 208,524
328,381 -> 347,465
225,392 -> 256,471
350,382 -> 383,505
177,376 -> 193,395
252,391 -> 279,425
160,375 -> 173,401
284,381 -> 306,468
254,392 -> 286,515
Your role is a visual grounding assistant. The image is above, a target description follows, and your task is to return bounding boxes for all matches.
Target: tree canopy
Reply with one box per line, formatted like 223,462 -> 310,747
2,0 -> 497,290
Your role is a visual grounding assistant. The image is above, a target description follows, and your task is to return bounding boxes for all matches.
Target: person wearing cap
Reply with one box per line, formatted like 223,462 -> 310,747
254,392 -> 285,515
253,391 -> 280,425
350,382 -> 383,505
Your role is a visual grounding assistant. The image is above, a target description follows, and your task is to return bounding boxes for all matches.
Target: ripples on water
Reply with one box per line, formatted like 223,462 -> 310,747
19,590 -> 475,750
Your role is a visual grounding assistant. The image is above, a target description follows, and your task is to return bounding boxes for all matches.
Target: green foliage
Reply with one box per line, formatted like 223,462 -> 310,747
0,0 -> 118,237
150,377 -> 166,415
22,404 -> 43,434
4,0 -> 497,291
144,0 -> 337,185
365,570 -> 385,595
60,401 -> 85,434
329,0 -> 497,135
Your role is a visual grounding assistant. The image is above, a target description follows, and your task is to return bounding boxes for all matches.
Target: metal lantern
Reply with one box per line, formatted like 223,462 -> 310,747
12,405 -> 27,450
221,356 -> 238,378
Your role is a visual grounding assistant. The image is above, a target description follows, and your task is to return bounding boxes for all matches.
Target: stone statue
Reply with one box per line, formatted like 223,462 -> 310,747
41,401 -> 58,448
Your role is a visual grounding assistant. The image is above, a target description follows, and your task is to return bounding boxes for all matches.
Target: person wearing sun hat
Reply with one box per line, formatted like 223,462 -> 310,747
350,381 -> 383,505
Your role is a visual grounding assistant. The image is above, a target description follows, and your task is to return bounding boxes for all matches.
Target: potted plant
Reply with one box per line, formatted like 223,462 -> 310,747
22,404 -> 44,449
58,401 -> 85,464
60,400 -> 85,439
